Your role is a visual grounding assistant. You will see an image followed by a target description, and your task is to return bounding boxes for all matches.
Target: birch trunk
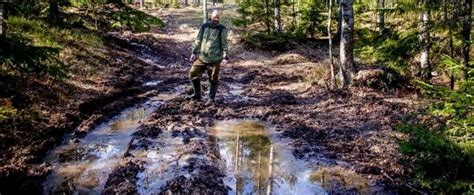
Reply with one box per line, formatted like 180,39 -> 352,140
328,0 -> 336,88
0,4 -> 5,38
203,0 -> 208,23
339,0 -> 355,87
274,0 -> 282,33
419,0 -> 431,80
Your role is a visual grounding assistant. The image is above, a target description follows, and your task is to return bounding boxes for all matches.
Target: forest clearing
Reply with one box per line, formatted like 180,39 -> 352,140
0,0 -> 472,194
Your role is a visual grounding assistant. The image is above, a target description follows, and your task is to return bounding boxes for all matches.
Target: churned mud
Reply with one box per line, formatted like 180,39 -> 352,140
1,4 -> 418,194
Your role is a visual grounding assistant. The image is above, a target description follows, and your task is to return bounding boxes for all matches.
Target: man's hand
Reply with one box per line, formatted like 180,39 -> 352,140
221,59 -> 228,66
190,54 -> 197,63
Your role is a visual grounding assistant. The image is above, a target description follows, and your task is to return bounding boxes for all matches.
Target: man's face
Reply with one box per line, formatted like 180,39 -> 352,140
211,13 -> 220,24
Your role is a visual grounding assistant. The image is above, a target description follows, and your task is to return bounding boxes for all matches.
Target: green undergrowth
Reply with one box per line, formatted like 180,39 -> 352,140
0,14 -> 104,134
397,68 -> 474,193
108,7 -> 164,32
0,4 -> 164,135
2,16 -> 103,78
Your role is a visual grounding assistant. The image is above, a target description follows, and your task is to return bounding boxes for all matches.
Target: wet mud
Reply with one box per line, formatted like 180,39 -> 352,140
2,6 -> 417,194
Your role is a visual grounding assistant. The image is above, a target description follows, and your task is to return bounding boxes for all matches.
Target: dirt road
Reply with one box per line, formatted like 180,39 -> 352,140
39,5 -> 415,194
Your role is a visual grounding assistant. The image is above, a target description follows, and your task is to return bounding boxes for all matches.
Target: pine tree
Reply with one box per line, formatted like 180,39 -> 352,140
461,0 -> 472,80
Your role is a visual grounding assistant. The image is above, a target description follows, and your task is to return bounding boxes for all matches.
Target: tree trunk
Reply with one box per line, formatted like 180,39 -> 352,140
296,0 -> 300,25
377,0 -> 384,33
140,0 -> 144,8
449,0 -> 460,89
203,0 -> 208,23
292,0 -> 296,26
48,0 -> 59,22
336,0 -> 342,42
0,4 -> 5,38
462,0 -> 472,80
328,0 -> 336,88
265,0 -> 271,34
443,0 -> 447,22
419,0 -> 431,80
339,0 -> 355,87
274,0 -> 282,33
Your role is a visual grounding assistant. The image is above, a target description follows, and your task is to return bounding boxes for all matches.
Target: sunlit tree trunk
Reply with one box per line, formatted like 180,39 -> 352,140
296,0 -> 301,25
0,3 -> 5,38
274,0 -> 282,33
140,0 -> 144,8
419,0 -> 431,80
292,0 -> 296,26
328,0 -> 336,88
203,0 -> 208,23
377,0 -> 384,33
265,0 -> 271,34
462,0 -> 472,80
449,0 -> 460,89
336,0 -> 342,42
339,0 -> 355,87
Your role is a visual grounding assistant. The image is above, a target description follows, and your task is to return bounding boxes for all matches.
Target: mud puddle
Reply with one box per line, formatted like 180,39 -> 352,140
42,86 -> 184,194
128,130 -> 184,194
225,84 -> 257,103
209,120 -> 326,194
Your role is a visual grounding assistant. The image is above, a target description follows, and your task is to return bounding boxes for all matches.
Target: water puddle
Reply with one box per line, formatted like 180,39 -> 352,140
225,84 -> 257,102
43,86 -> 184,194
143,81 -> 162,87
310,167 -> 370,193
209,120 -> 326,194
134,131 -> 185,194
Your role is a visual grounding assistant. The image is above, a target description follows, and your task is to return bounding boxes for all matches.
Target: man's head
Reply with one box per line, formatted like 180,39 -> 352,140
211,10 -> 220,25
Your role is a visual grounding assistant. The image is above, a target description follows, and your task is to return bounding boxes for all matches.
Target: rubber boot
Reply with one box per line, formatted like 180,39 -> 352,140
186,79 -> 202,101
205,81 -> 218,106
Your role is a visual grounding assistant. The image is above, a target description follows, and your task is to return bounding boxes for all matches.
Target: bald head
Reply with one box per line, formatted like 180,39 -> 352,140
211,10 -> 220,24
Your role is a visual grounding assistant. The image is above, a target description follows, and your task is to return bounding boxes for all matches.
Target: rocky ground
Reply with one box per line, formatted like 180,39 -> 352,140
1,4 -> 418,194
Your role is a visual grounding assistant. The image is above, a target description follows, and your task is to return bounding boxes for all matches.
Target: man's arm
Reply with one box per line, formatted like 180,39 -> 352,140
192,24 -> 206,55
220,28 -> 229,60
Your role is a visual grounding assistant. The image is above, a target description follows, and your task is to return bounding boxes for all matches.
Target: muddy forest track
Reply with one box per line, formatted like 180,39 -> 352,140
36,5 -> 417,195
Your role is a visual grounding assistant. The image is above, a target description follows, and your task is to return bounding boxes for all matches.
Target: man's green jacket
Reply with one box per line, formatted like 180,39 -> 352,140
192,22 -> 229,63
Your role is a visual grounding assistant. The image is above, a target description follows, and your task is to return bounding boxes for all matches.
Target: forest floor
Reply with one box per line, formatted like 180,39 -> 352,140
1,4 -> 420,194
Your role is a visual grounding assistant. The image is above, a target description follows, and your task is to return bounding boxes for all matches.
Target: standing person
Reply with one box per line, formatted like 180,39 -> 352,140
188,10 -> 229,105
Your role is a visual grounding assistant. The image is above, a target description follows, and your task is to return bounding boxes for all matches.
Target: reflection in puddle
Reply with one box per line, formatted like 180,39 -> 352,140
209,120 -> 326,195
135,131 -> 184,194
310,167 -> 369,193
43,104 -> 156,194
226,84 -> 257,102
143,81 -> 162,87
43,87 -> 184,194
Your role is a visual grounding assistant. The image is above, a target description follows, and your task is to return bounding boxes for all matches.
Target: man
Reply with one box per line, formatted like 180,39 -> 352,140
188,10 -> 229,105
